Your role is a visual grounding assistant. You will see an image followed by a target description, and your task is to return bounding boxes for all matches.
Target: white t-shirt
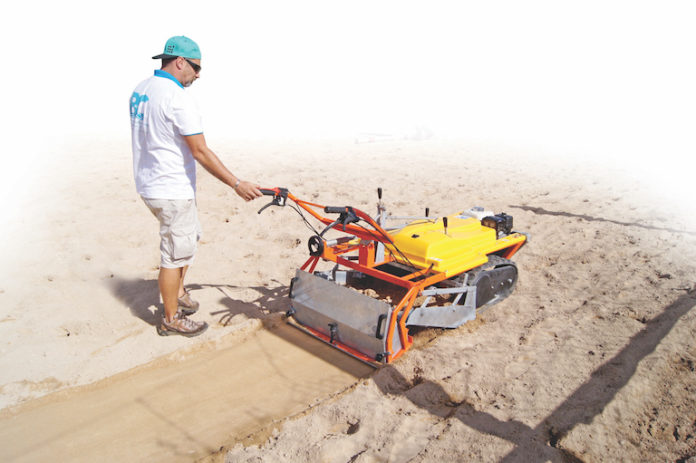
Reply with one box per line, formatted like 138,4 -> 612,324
130,70 -> 203,199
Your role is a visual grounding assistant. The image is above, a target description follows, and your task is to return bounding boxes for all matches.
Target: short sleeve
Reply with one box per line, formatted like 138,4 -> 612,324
170,90 -> 204,136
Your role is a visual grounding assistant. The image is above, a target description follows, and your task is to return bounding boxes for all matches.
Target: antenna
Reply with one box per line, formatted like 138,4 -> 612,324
375,187 -> 386,264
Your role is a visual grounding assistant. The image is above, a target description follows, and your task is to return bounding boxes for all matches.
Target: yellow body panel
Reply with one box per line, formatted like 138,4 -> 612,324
386,214 -> 526,276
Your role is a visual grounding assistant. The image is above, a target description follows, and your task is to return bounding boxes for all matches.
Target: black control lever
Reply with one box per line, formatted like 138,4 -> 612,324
323,206 -> 359,231
257,188 -> 289,214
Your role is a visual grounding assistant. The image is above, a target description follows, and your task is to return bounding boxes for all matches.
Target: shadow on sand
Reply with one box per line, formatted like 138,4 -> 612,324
510,204 -> 696,236
186,281 -> 290,325
371,288 -> 696,462
189,282 -> 374,378
107,277 -> 160,326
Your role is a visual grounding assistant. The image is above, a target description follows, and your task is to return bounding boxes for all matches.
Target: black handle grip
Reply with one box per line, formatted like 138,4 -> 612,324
260,189 -> 276,196
376,314 -> 387,339
324,206 -> 347,214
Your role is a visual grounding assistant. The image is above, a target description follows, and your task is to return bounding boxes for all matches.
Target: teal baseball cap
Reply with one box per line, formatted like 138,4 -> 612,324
152,36 -> 201,60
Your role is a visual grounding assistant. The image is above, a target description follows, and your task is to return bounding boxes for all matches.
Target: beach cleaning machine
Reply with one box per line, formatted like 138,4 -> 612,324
258,187 -> 527,366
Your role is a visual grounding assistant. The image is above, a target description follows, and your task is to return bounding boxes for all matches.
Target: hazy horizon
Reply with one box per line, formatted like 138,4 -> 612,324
4,1 -> 695,226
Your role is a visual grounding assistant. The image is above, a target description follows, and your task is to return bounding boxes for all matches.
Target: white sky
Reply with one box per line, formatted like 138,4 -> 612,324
2,0 -> 695,222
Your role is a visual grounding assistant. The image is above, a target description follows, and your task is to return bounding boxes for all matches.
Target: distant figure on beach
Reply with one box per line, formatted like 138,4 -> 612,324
129,36 -> 263,337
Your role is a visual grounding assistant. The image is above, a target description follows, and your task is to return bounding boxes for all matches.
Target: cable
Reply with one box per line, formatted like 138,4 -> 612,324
288,202 -> 322,237
283,199 -> 422,273
353,221 -> 420,271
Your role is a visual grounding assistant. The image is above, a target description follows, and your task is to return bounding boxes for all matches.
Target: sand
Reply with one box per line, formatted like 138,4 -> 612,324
1,137 -> 695,462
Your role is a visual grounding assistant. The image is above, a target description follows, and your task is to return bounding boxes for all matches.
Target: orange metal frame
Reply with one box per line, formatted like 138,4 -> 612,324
262,188 -> 524,365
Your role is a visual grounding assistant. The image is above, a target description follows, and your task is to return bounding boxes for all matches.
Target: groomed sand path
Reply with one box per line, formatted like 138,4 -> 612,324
0,323 -> 372,462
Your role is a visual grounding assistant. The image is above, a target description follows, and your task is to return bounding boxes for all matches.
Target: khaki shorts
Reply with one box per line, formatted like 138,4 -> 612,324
142,198 -> 202,269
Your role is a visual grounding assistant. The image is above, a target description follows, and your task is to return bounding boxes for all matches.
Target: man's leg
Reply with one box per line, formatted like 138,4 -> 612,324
160,267 -> 183,322
176,265 -> 200,314
158,266 -> 207,336
144,197 -> 205,336
178,265 -> 189,299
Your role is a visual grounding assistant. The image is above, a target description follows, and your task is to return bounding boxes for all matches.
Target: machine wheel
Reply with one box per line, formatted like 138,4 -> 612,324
308,235 -> 324,256
464,255 -> 519,309
473,264 -> 518,308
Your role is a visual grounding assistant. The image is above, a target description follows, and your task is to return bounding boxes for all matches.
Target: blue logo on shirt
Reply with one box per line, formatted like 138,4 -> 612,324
130,92 -> 149,120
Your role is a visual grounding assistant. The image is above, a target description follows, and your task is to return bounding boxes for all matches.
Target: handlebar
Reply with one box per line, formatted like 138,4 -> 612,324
324,206 -> 348,214
321,206 -> 359,232
255,187 -> 392,244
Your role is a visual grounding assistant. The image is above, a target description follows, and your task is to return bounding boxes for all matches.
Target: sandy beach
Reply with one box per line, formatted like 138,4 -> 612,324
0,137 -> 694,462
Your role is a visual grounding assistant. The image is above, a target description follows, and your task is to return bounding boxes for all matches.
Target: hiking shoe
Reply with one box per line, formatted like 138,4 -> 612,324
178,290 -> 200,316
157,312 -> 208,337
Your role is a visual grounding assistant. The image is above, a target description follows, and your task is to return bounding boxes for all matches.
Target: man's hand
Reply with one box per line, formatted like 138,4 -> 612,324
235,181 -> 263,201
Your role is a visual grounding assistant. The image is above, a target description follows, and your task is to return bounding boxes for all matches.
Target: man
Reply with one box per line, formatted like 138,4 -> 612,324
130,36 -> 262,337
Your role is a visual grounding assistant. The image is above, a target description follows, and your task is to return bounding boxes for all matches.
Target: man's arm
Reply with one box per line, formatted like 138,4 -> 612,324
184,133 -> 262,201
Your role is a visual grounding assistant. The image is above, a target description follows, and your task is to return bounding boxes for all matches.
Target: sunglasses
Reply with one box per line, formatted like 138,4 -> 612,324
184,58 -> 201,73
